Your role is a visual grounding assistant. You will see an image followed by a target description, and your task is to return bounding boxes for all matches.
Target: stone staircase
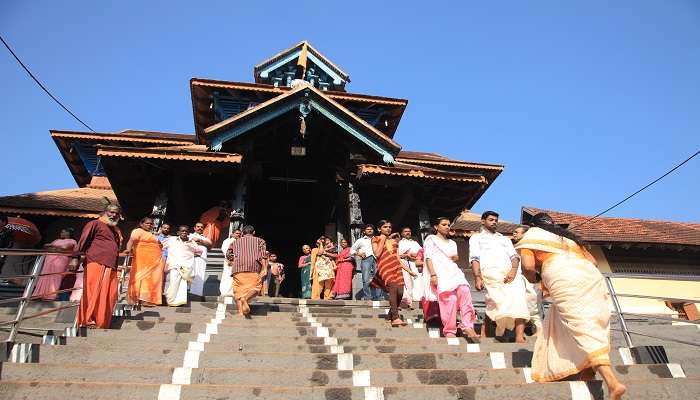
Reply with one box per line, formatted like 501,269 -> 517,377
1,297 -> 698,399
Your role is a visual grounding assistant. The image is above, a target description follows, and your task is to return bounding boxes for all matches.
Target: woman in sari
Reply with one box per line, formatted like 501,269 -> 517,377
516,213 -> 625,399
33,228 -> 77,300
315,238 -> 337,300
125,217 -> 164,306
371,220 -> 410,327
424,217 -> 478,339
298,245 -> 312,299
332,239 -> 353,300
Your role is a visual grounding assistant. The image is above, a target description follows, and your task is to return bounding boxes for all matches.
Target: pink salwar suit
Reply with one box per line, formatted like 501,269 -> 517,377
423,234 -> 476,336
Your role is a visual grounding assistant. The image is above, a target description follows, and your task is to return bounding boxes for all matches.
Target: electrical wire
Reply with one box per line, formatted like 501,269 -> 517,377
0,34 -> 96,132
571,148 -> 700,229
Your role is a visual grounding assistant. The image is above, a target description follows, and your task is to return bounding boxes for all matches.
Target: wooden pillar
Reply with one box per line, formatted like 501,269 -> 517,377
229,177 -> 247,233
347,182 -> 364,245
150,192 -> 168,232
418,207 -> 431,243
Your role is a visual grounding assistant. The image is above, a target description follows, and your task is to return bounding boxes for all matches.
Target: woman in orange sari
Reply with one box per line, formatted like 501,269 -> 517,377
516,213 -> 625,400
125,217 -> 163,306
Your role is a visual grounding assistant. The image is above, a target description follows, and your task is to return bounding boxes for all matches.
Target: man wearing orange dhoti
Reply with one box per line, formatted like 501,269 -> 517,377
227,225 -> 267,316
72,205 -> 123,329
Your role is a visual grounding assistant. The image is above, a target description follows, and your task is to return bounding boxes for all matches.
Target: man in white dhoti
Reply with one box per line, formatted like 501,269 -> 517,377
398,227 -> 422,305
469,211 -> 530,343
219,229 -> 241,297
189,222 -> 212,298
513,225 -> 543,334
163,226 -> 201,306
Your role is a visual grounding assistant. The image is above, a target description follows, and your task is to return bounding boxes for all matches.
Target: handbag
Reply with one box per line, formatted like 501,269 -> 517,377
177,265 -> 193,282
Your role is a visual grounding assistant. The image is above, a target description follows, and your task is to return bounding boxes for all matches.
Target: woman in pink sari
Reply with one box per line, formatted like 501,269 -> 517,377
332,239 -> 354,300
33,229 -> 77,300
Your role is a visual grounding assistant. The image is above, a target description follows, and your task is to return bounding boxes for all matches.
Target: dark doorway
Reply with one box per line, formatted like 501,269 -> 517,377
245,155 -> 341,297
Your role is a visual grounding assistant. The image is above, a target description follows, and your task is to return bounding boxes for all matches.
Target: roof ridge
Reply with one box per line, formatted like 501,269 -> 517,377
523,206 -> 700,227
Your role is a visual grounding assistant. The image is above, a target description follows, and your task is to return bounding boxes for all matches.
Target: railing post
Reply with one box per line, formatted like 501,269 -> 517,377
8,255 -> 45,343
605,275 -> 634,348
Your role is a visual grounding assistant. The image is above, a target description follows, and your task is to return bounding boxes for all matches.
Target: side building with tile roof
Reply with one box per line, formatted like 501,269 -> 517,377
521,207 -> 700,320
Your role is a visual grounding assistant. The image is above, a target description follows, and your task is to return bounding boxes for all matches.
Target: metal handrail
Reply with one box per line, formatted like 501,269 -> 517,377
603,272 -> 700,282
0,249 -> 87,342
615,292 -> 700,304
604,273 -> 700,349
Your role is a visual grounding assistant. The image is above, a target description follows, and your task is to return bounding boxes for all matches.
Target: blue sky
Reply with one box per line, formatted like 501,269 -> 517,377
1,1 -> 698,223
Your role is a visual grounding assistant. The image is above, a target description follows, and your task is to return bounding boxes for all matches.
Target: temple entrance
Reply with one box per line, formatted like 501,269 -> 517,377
245,154 -> 343,297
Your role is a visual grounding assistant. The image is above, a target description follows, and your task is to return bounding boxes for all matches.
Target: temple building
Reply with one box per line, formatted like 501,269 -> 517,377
0,41 -> 503,269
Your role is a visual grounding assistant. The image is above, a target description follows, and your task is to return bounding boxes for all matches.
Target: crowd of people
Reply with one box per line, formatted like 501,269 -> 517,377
1,202 -> 624,399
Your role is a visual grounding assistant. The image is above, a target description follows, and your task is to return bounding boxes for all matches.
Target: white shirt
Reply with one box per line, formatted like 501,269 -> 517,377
189,232 -> 212,260
350,236 -> 375,259
398,238 -> 421,257
163,237 -> 201,270
221,237 -> 237,254
468,228 -> 518,271
423,234 -> 467,294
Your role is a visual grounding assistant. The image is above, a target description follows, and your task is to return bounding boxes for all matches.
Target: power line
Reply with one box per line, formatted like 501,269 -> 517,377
571,148 -> 700,229
0,34 -> 96,132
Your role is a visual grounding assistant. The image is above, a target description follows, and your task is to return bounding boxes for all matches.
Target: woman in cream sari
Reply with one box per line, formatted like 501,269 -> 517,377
516,213 -> 625,399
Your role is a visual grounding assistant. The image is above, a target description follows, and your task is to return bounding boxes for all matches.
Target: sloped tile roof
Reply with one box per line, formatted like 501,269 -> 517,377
451,210 -> 521,236
0,187 -> 118,218
522,207 -> 700,247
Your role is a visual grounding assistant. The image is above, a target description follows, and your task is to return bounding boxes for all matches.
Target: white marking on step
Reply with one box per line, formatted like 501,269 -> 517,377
316,327 -> 329,337
372,301 -> 380,308
569,381 -> 594,400
182,350 -> 200,368
489,352 -> 506,369
324,337 -> 338,346
311,322 -> 322,328
187,341 -> 205,352
412,322 -> 424,328
406,318 -> 413,324
330,345 -> 345,354
171,367 -> 192,384
157,384 -> 182,400
196,333 -> 211,343
667,363 -> 686,378
223,297 -> 233,304
466,343 -> 480,353
306,316 -> 317,323
337,353 -> 354,370
618,347 -> 635,365
299,299 -> 307,305
42,335 -> 57,345
205,323 -> 218,334
364,386 -> 384,400
215,311 -> 226,320
428,328 -> 440,338
210,317 -> 224,324
217,303 -> 226,313
446,337 -> 460,346
522,367 -> 534,383
353,370 -> 371,387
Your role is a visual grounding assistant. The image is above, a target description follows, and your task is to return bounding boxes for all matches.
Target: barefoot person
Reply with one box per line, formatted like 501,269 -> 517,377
470,211 -> 530,343
423,217 -> 478,339
227,225 -> 267,316
72,205 -> 123,329
516,213 -> 625,399
371,220 -> 406,327
125,217 -> 163,306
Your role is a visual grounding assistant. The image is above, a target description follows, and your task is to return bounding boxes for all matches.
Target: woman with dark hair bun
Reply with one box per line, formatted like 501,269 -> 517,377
516,213 -> 625,399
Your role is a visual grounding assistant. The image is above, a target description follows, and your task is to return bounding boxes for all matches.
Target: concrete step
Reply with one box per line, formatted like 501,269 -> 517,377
1,379 -> 698,400
30,347 -> 626,370
1,363 -> 681,386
